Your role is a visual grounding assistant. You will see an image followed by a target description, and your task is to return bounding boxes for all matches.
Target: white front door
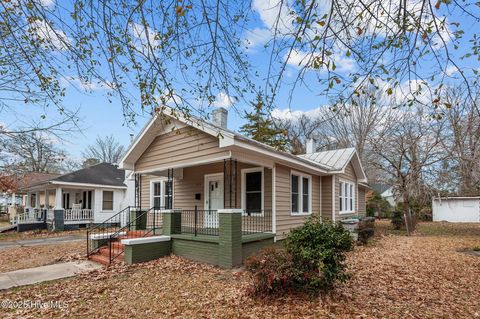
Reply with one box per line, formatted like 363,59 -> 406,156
204,174 -> 223,228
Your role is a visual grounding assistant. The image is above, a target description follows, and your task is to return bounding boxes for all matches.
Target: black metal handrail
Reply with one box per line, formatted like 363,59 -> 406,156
242,209 -> 273,235
108,207 -> 164,263
86,206 -> 139,257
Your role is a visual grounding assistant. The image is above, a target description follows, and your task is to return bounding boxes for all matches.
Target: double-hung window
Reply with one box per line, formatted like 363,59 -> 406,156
291,171 -> 312,215
151,180 -> 173,209
102,191 -> 113,211
242,168 -> 263,215
339,181 -> 355,213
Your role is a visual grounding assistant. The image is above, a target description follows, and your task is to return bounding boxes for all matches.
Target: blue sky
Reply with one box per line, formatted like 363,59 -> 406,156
2,0 -> 479,162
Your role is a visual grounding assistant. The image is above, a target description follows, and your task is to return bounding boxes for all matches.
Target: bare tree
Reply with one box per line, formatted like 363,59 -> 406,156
1,0 -> 478,123
438,87 -> 480,195
0,132 -> 66,173
82,135 -> 125,164
370,106 -> 446,231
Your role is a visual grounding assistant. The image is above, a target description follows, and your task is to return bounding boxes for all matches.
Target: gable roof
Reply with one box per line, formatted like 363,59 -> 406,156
120,107 -> 368,182
298,148 -> 367,182
371,183 -> 391,194
51,163 -> 126,187
23,163 -> 126,190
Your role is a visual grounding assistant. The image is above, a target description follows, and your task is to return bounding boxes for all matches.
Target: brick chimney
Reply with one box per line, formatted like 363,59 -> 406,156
212,107 -> 228,129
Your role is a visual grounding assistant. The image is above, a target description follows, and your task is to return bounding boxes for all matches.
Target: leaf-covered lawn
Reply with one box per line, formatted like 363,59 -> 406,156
0,241 -> 84,273
1,221 -> 479,318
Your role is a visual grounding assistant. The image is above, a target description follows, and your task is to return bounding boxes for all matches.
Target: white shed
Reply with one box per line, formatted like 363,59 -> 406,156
432,197 -> 480,222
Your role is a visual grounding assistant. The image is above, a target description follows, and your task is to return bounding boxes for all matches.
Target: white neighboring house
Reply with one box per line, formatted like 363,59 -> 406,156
371,183 -> 396,207
19,163 -> 134,225
432,197 -> 480,223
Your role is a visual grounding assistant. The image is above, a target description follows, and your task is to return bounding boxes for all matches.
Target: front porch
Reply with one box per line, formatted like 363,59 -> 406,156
87,207 -> 275,267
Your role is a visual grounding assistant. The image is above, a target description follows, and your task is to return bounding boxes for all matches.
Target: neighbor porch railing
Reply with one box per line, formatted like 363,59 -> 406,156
64,209 -> 94,221
13,210 -> 44,224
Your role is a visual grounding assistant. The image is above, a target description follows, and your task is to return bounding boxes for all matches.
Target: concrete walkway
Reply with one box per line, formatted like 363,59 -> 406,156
0,235 -> 84,250
0,261 -> 101,290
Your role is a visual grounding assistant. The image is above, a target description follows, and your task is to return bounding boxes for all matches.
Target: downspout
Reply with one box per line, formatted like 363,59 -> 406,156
272,165 -> 277,241
332,176 -> 336,222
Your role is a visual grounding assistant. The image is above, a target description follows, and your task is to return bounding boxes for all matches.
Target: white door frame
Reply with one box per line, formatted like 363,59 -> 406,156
204,173 -> 224,210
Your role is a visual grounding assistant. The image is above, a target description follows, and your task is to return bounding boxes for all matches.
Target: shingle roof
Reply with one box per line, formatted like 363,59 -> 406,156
51,163 -> 126,187
297,148 -> 356,171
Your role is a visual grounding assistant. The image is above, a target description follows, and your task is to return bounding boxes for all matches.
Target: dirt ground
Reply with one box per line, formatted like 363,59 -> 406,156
0,221 -> 479,318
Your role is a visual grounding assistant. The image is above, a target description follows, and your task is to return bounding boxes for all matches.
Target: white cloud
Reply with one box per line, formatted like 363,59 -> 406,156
39,0 -> 56,7
30,19 -> 71,51
244,27 -> 271,49
445,66 -> 459,77
213,92 -> 235,108
271,107 -> 325,121
65,77 -> 115,91
285,49 -> 356,73
130,22 -> 159,52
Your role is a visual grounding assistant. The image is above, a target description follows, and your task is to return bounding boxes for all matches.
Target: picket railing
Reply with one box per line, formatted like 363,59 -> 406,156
64,209 -> 94,221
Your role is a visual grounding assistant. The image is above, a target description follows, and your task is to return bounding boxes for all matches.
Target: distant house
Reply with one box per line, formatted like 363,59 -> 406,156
371,183 -> 396,207
1,172 -> 60,215
16,163 -> 134,227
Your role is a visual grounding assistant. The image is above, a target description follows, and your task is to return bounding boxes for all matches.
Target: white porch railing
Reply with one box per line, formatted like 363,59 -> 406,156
12,210 -> 43,224
64,209 -> 94,221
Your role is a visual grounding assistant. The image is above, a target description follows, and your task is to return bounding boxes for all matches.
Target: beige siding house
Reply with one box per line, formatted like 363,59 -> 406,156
120,107 -> 369,240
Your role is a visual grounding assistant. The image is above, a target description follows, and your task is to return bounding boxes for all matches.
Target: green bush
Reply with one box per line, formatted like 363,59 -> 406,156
246,216 -> 354,295
391,211 -> 404,230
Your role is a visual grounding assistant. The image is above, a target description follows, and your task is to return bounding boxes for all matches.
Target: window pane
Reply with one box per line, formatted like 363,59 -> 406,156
339,193 -> 343,211
154,182 -> 161,196
302,194 -> 309,212
291,175 -> 298,193
246,172 -> 261,192
246,193 -> 262,212
291,174 -> 299,212
302,177 -> 309,212
350,184 -> 354,211
292,194 -> 298,212
339,182 -> 343,196
154,197 -> 161,208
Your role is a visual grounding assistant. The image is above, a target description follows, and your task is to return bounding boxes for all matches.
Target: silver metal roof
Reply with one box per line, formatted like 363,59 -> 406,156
298,148 -> 356,171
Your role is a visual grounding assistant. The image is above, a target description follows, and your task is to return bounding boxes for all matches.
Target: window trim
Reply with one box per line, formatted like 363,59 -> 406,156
290,170 -> 312,216
241,167 -> 264,216
339,179 -> 356,214
102,190 -> 114,211
149,178 -> 174,209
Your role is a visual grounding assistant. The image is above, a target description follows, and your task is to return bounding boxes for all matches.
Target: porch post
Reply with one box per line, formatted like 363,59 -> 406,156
218,209 -> 242,268
25,192 -> 31,208
44,189 -> 49,208
11,192 -> 16,206
54,187 -> 63,209
35,191 -> 40,208
162,209 -> 182,235
223,159 -> 239,209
